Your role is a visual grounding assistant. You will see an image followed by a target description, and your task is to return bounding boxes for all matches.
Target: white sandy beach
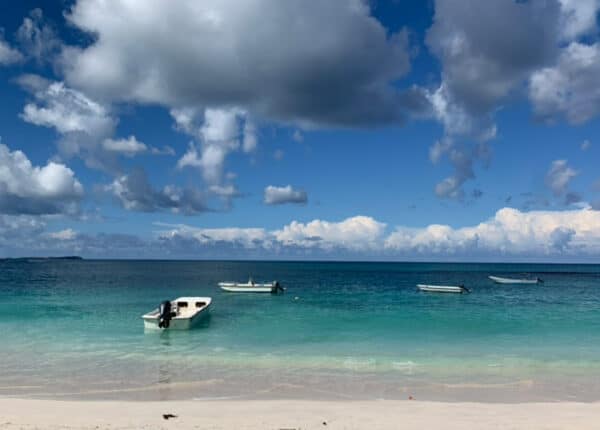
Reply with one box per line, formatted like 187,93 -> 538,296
1,398 -> 599,429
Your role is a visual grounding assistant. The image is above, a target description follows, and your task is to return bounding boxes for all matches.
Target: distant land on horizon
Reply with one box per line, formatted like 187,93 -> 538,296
0,256 -> 84,261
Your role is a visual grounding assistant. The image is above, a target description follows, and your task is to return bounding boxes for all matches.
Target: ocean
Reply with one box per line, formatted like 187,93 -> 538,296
1,260 -> 599,402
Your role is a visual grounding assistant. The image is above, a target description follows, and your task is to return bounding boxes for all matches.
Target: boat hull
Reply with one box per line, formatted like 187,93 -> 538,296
489,276 -> 539,284
143,307 -> 210,329
218,281 -> 280,293
219,285 -> 276,293
142,298 -> 211,330
417,284 -> 467,294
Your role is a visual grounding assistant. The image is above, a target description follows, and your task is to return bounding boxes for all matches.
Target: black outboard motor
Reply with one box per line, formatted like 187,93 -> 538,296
158,300 -> 173,328
272,281 -> 285,294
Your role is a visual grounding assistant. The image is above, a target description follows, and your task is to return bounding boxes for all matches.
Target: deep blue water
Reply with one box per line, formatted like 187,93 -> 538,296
1,260 -> 600,401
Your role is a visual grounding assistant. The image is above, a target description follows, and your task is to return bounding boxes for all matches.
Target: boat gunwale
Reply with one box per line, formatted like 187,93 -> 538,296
141,297 -> 212,321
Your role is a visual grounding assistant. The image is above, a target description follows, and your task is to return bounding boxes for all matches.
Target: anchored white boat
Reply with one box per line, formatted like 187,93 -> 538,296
219,279 -> 284,293
417,284 -> 469,294
488,275 -> 541,284
142,297 -> 211,330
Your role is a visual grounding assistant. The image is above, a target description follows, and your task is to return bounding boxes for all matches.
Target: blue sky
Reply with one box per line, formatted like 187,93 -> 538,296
0,0 -> 600,260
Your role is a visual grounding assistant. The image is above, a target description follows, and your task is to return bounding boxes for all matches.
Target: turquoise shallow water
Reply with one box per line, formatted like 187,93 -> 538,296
1,260 -> 600,401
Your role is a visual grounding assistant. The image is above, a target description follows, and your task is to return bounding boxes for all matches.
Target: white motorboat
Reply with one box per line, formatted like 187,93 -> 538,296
142,297 -> 211,329
488,275 -> 541,284
417,284 -> 469,294
218,278 -> 284,293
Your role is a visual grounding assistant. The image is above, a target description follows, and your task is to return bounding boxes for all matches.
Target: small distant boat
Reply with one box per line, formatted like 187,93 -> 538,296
142,297 -> 211,329
488,275 -> 542,284
417,284 -> 469,294
219,278 -> 284,293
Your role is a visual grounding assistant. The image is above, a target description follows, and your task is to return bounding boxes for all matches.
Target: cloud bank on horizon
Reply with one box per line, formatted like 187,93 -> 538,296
0,0 -> 600,260
3,207 -> 600,261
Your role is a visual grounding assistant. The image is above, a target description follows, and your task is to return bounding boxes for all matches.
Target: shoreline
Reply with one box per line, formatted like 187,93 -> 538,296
2,398 -> 600,429
3,368 -> 599,403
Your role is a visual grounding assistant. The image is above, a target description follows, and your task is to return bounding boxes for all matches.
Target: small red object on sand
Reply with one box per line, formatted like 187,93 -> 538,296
409,395 -> 414,400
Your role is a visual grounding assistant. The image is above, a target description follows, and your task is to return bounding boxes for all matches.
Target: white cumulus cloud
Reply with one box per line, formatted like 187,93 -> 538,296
19,76 -> 162,170
19,78 -> 120,170
157,223 -> 270,249
264,185 -> 307,205
0,142 -> 83,215
16,8 -> 61,64
0,35 -> 23,65
107,169 -> 208,214
155,215 -> 387,254
530,42 -> 600,124
174,107 -> 253,185
385,207 -> 600,256
273,216 -> 386,250
209,184 -> 240,199
558,0 -> 600,41
422,0 -> 600,199
47,228 -> 78,240
3,207 -> 600,259
21,80 -> 114,137
102,136 -> 147,156
62,0 -> 413,127
157,208 -> 600,257
545,159 -> 578,197
153,208 -> 600,258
